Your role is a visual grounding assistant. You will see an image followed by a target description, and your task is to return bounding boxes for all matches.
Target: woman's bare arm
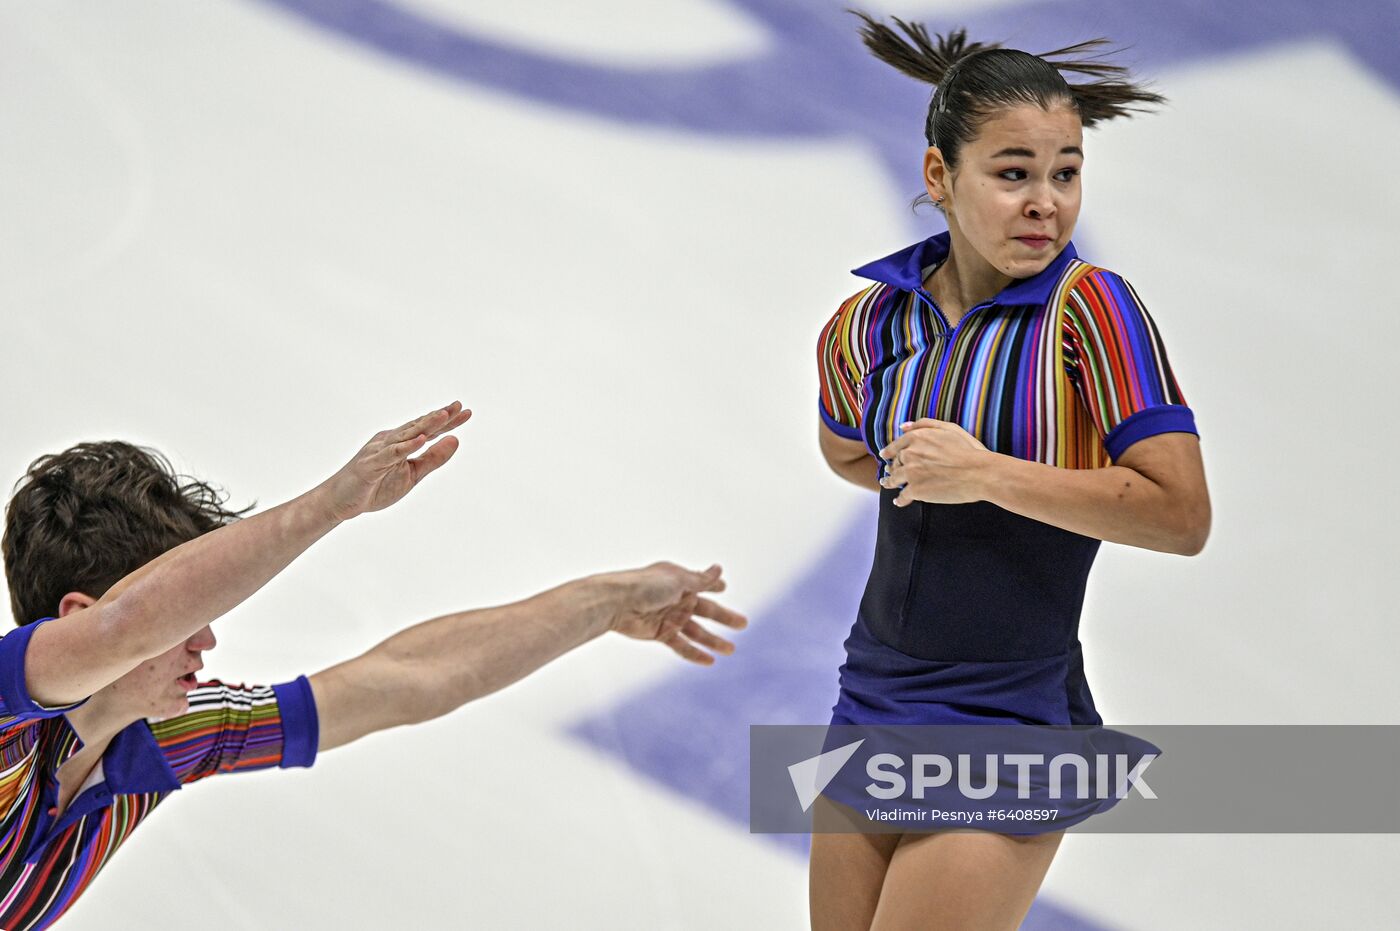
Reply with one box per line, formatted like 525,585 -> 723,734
882,419 -> 1210,556
818,420 -> 881,492
977,432 -> 1211,556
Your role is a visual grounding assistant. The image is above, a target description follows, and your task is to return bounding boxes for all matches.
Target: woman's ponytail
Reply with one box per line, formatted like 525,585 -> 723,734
851,11 -> 1166,167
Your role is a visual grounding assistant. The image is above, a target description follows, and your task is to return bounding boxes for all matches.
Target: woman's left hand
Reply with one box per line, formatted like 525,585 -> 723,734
879,419 -> 994,507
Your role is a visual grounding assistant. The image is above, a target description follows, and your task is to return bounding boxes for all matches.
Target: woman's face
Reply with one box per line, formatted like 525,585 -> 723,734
926,103 -> 1084,279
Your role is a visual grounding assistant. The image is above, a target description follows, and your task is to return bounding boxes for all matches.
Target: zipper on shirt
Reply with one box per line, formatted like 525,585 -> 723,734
27,781 -> 114,862
913,286 -> 995,422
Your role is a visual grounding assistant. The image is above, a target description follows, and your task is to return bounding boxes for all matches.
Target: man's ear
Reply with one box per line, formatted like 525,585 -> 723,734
57,592 -> 97,617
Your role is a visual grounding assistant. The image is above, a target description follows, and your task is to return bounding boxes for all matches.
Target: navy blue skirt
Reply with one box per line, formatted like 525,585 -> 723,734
821,614 -> 1159,834
829,611 -> 1102,728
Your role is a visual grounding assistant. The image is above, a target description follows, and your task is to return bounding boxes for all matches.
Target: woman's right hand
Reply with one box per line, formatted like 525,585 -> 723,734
314,401 -> 473,523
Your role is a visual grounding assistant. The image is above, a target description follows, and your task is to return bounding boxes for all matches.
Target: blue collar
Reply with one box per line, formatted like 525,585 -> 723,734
851,230 -> 1079,307
102,720 -> 182,795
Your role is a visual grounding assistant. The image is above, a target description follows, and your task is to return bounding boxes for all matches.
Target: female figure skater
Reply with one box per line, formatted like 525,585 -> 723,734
812,15 -> 1211,929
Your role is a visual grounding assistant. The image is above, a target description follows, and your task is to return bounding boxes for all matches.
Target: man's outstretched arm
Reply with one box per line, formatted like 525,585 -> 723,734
23,402 -> 472,707
309,562 -> 746,752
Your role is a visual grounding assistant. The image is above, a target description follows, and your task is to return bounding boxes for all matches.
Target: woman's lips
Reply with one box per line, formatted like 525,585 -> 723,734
178,672 -> 199,690
1016,237 -> 1052,249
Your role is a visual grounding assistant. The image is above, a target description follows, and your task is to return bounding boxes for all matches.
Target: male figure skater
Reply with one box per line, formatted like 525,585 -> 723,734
0,401 -> 745,928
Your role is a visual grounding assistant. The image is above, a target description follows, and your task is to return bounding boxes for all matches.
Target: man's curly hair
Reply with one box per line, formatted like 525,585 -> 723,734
3,441 -> 254,626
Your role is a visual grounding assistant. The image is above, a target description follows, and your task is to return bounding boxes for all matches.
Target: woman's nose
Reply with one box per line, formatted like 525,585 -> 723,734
189,625 -> 217,651
1027,188 -> 1056,219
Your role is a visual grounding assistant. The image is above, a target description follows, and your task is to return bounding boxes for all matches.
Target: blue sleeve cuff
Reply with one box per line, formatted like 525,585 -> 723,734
272,675 -> 319,769
1104,405 -> 1199,461
0,617 -> 88,719
818,397 -> 863,441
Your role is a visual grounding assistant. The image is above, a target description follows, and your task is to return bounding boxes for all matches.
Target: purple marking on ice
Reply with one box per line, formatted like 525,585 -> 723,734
250,0 -> 1400,190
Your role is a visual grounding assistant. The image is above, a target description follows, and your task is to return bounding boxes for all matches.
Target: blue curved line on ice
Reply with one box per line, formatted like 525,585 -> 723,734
250,0 -> 1400,193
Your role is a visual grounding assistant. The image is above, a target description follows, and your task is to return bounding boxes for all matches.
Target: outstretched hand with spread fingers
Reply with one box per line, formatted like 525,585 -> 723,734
608,562 -> 749,665
316,401 -> 473,522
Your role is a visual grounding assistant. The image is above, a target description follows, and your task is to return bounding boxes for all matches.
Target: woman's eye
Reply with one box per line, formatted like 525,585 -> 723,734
998,168 -> 1081,182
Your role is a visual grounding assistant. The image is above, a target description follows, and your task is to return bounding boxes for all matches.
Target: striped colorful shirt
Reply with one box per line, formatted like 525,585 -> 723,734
818,231 -> 1198,471
0,617 -> 318,929
817,231 -> 1201,669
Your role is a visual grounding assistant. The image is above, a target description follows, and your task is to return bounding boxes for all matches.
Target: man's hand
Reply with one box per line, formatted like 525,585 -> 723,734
313,401 -> 472,523
878,418 -> 994,507
606,562 -> 748,665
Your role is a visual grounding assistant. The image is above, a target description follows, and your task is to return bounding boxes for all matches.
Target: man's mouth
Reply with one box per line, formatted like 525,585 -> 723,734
177,672 -> 199,690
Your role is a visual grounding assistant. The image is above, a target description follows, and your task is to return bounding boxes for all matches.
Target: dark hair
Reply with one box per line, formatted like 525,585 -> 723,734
853,12 -> 1166,179
2,441 -> 254,626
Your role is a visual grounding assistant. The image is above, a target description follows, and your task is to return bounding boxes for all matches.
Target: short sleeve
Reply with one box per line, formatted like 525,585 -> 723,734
817,289 -> 869,440
146,675 -> 319,785
0,617 -> 88,728
1062,268 -> 1199,461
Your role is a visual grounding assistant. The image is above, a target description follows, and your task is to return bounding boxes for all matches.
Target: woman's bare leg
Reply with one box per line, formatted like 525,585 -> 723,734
869,829 -> 1065,931
808,797 -> 901,930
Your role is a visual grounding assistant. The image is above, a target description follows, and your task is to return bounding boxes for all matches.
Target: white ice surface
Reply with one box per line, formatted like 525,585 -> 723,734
0,2 -> 1396,928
